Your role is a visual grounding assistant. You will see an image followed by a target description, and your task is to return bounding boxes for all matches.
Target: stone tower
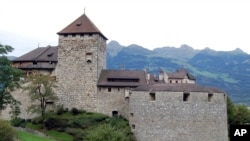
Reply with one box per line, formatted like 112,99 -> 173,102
56,13 -> 107,111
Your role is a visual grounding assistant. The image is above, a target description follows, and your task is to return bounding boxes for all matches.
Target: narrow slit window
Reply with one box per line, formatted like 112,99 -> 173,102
183,93 -> 190,102
132,124 -> 135,129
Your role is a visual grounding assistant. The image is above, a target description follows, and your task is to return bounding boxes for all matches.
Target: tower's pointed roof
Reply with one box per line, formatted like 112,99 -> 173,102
57,13 -> 107,40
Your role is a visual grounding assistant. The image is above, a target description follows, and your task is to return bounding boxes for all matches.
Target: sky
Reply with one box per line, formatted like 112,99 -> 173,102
1,0 -> 250,56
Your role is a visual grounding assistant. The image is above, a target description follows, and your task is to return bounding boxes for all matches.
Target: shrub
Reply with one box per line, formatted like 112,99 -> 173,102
31,116 -> 43,124
71,108 -> 79,115
45,117 -> 68,130
64,107 -> 69,113
65,128 -> 83,141
56,104 -> 64,115
0,119 -> 16,141
85,124 -> 127,141
10,117 -> 26,127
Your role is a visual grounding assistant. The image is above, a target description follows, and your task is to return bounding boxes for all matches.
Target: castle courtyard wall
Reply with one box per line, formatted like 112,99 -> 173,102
129,91 -> 228,141
0,87 -> 37,120
97,87 -> 129,119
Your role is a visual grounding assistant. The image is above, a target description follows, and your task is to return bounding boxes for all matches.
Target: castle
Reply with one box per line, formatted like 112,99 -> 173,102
2,13 -> 228,141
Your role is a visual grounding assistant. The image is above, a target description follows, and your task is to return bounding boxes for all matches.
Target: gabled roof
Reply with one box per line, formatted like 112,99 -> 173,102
13,46 -> 58,62
98,70 -> 147,87
167,69 -> 196,80
57,14 -> 108,40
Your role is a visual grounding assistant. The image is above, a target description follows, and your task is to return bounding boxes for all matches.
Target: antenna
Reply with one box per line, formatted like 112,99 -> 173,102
84,7 -> 86,14
38,43 -> 40,48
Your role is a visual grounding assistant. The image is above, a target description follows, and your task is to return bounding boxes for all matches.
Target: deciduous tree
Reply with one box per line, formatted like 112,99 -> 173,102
23,73 -> 58,124
0,43 -> 23,112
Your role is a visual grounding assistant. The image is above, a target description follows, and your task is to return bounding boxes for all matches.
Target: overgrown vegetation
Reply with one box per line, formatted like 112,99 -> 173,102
0,119 -> 16,141
13,108 -> 136,141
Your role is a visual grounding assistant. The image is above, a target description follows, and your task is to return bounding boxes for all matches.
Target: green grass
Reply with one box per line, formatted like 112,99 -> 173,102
26,122 -> 42,130
16,131 -> 55,141
45,130 -> 74,141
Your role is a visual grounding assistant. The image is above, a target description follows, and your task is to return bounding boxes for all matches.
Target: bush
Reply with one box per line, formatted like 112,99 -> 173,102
64,107 -> 69,113
65,128 -> 83,141
56,104 -> 64,115
71,108 -> 79,115
85,124 -> 127,141
45,118 -> 68,130
0,119 -> 16,141
31,116 -> 43,124
10,117 -> 26,127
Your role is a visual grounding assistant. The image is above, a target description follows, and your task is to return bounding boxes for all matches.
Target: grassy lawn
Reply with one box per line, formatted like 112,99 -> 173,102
16,131 -> 55,141
45,130 -> 74,141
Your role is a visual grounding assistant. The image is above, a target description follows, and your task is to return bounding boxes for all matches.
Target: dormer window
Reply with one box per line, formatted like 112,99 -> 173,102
76,21 -> 82,26
47,53 -> 53,57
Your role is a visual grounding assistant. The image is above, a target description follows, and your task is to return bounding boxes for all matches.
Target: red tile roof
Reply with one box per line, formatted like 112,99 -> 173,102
57,14 -> 107,40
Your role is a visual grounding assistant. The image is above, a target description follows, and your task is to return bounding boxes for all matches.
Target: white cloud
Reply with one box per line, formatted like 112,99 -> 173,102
1,0 -> 250,56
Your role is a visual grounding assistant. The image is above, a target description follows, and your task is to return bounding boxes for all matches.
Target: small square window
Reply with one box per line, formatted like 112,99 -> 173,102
112,111 -> 118,117
132,124 -> 135,129
183,93 -> 190,102
149,93 -> 156,101
108,88 -> 111,92
130,113 -> 134,117
208,93 -> 213,102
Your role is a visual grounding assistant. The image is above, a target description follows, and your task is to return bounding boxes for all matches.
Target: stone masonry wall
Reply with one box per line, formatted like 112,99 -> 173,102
0,87 -> 37,120
56,34 -> 106,112
97,87 -> 129,118
129,91 -> 228,141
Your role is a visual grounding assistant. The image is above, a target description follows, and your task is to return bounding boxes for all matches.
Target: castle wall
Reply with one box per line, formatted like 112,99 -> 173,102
0,87 -> 37,120
97,87 -> 129,118
129,91 -> 228,141
56,34 -> 106,112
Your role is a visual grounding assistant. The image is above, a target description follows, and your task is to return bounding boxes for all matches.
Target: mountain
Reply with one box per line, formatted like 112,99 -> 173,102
107,40 -> 250,105
7,56 -> 17,60
153,44 -> 200,60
